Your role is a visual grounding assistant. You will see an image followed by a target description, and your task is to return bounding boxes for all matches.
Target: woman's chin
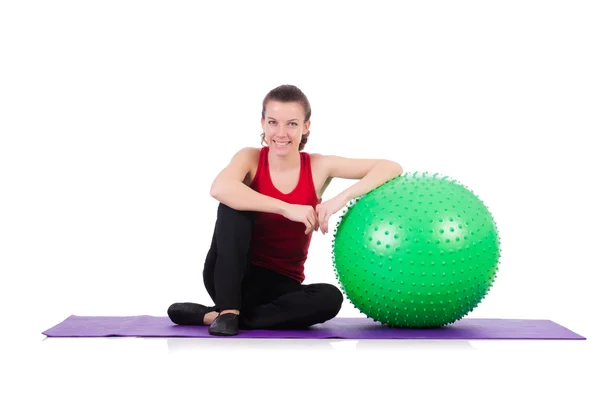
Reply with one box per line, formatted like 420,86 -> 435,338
271,143 -> 293,154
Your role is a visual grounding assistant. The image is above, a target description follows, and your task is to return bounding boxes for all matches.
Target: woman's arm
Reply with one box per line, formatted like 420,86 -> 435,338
333,157 -> 404,202
317,154 -> 404,201
313,154 -> 404,233
209,147 -> 288,214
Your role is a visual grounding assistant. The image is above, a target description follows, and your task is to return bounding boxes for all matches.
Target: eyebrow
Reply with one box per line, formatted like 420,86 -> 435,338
268,117 -> 299,122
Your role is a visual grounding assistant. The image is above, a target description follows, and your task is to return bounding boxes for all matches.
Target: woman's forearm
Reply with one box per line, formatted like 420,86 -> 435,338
211,181 -> 288,215
340,160 -> 403,201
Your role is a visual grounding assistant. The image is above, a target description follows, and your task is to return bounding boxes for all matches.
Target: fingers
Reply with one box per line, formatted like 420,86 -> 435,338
305,214 -> 314,235
312,210 -> 319,231
305,209 -> 319,235
316,206 -> 329,234
323,214 -> 331,234
317,206 -> 325,231
305,220 -> 316,234
309,210 -> 318,233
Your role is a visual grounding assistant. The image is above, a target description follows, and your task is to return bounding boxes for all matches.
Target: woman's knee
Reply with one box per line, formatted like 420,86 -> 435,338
217,203 -> 255,223
312,283 -> 343,317
216,203 -> 256,241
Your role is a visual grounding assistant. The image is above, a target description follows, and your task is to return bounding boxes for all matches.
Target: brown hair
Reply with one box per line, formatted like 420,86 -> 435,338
260,84 -> 311,151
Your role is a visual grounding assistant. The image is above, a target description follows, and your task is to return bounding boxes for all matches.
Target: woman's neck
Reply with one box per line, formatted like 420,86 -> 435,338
268,149 -> 300,172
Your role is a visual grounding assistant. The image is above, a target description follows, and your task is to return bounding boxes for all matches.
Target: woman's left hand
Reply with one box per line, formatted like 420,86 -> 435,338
315,194 -> 348,234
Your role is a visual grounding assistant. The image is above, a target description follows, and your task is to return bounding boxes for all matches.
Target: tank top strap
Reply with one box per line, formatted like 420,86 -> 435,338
258,146 -> 269,170
251,147 -> 268,187
300,151 -> 310,184
300,151 -> 321,204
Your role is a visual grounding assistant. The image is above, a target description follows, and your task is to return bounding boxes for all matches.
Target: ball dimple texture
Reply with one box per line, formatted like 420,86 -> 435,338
331,172 -> 501,328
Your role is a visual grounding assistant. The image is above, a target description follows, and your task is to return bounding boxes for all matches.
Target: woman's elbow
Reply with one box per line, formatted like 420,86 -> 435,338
209,180 -> 223,199
396,162 -> 404,176
385,160 -> 403,176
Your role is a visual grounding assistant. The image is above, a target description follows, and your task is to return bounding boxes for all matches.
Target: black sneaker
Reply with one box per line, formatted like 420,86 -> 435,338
167,302 -> 213,325
208,313 -> 240,336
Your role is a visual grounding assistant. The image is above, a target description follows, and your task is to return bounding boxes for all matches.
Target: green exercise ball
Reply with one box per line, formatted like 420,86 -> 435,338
331,171 -> 501,328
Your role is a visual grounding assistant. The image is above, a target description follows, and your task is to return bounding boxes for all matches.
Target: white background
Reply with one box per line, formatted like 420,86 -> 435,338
1,1 -> 599,396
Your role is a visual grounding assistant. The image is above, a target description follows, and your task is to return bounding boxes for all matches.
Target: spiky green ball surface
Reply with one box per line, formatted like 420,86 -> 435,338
332,172 -> 501,328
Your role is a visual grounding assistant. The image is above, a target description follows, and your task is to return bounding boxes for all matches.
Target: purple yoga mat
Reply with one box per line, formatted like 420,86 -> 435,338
42,315 -> 585,340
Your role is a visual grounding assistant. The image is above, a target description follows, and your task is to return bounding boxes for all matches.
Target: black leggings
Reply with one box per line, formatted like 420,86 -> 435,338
202,203 -> 343,330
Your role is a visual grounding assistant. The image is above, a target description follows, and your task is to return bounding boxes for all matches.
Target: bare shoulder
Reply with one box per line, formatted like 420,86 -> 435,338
307,152 -> 334,198
308,153 -> 329,174
229,146 -> 260,169
235,146 -> 260,160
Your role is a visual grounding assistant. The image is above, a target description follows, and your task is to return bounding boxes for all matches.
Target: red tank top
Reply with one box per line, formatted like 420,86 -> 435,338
248,147 -> 322,283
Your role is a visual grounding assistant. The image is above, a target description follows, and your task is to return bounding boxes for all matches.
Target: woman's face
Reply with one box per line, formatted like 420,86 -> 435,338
261,100 -> 310,155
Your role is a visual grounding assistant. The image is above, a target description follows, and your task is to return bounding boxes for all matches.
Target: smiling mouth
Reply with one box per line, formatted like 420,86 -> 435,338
274,140 -> 291,147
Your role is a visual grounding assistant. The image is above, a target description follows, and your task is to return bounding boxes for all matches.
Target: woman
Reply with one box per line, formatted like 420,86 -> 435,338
168,84 -> 403,336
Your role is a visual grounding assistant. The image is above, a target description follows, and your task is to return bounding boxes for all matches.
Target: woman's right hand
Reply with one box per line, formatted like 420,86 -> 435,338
282,203 -> 319,235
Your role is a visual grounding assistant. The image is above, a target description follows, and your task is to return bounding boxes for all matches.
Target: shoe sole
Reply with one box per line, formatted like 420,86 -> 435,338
167,303 -> 209,325
208,330 -> 239,336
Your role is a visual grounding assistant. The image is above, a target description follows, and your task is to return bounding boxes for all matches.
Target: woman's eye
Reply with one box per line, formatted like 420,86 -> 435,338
267,120 -> 297,126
